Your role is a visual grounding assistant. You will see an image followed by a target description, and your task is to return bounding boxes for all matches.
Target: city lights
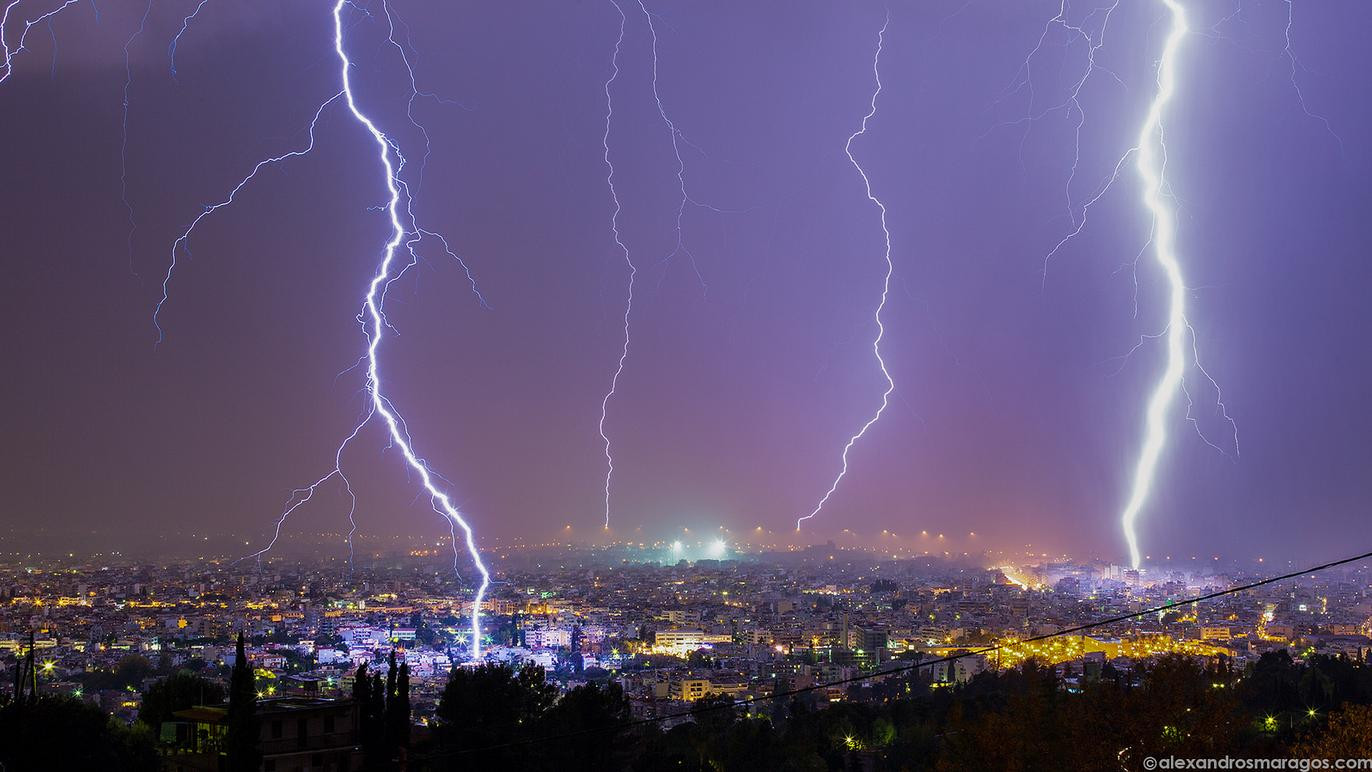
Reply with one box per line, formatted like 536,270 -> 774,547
0,3 -> 1363,766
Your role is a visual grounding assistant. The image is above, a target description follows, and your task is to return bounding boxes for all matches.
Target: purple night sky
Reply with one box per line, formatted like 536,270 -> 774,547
2,1 -> 1369,566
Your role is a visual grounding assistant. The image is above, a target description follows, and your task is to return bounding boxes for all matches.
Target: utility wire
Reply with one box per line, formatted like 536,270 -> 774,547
443,548 -> 1372,756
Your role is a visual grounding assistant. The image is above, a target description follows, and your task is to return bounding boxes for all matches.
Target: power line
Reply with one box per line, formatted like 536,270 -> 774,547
444,548 -> 1372,756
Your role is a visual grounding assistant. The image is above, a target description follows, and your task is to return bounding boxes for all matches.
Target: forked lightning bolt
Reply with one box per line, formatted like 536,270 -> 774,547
601,2 -> 735,528
1202,1 -> 1341,154
329,0 -> 491,657
637,0 -> 711,292
1281,0 -> 1343,154
1003,0 -> 1238,567
1118,0 -> 1188,570
984,0 -> 1124,267
155,2 -> 491,659
0,0 -> 83,86
796,13 -> 894,532
597,0 -> 632,531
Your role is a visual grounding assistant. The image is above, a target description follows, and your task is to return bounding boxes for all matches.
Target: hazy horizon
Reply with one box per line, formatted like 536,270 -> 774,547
4,1 -> 1370,571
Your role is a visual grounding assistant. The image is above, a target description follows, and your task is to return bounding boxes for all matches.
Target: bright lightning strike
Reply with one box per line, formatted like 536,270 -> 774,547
1119,0 -> 1188,571
1002,0 -> 1238,566
0,0 -> 83,87
326,0 -> 490,659
156,2 -> 492,660
795,13 -> 894,533
597,0 -> 632,531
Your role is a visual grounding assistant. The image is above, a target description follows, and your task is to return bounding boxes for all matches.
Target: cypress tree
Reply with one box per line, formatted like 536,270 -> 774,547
24,632 -> 36,704
386,650 -> 398,705
359,663 -> 384,769
353,661 -> 371,759
352,662 -> 370,709
395,663 -> 410,750
384,651 -> 399,755
370,672 -> 385,727
226,632 -> 260,772
368,672 -> 387,767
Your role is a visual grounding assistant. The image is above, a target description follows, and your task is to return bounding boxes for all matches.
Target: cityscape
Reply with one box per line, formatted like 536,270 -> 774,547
4,537 -> 1372,768
4,0 -> 1372,770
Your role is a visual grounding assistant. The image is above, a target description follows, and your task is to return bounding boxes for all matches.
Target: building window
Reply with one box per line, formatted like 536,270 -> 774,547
271,720 -> 282,739
324,715 -> 335,733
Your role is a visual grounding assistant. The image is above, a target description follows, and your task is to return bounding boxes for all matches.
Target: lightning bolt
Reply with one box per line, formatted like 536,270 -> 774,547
795,13 -> 894,532
999,1 -> 1239,566
377,0 -> 478,195
0,0 -> 83,87
120,0 -> 153,276
601,2 -> 739,528
152,91 -> 343,344
155,2 -> 492,660
1281,0 -> 1343,154
981,0 -> 1126,282
378,1 -> 489,311
637,0 -> 710,293
326,0 -> 490,658
597,0 -> 632,531
167,0 -> 208,79
1200,1 -> 1341,154
1118,0 -> 1188,570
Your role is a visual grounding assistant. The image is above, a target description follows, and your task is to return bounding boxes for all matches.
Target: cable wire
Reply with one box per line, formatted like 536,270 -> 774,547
442,548 -> 1372,755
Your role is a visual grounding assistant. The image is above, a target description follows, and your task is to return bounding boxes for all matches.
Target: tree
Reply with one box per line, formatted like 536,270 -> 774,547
78,654 -> 154,692
366,671 -> 387,769
434,663 -> 557,767
226,632 -> 260,772
354,663 -> 385,769
689,693 -> 738,736
0,695 -> 158,771
393,662 -> 411,751
385,650 -> 399,750
138,671 -> 225,730
374,650 -> 412,764
1295,704 -> 1372,758
314,632 -> 344,649
114,654 -> 153,688
353,662 -> 371,708
536,681 -> 632,769
1245,650 -> 1302,716
386,651 -> 398,708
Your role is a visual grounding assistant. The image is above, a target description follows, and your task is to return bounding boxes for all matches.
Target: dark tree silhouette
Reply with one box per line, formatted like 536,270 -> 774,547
138,671 -> 225,730
434,663 -> 557,767
226,632 -> 260,772
394,662 -> 412,751
366,670 -> 387,768
535,681 -> 631,769
0,695 -> 158,771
